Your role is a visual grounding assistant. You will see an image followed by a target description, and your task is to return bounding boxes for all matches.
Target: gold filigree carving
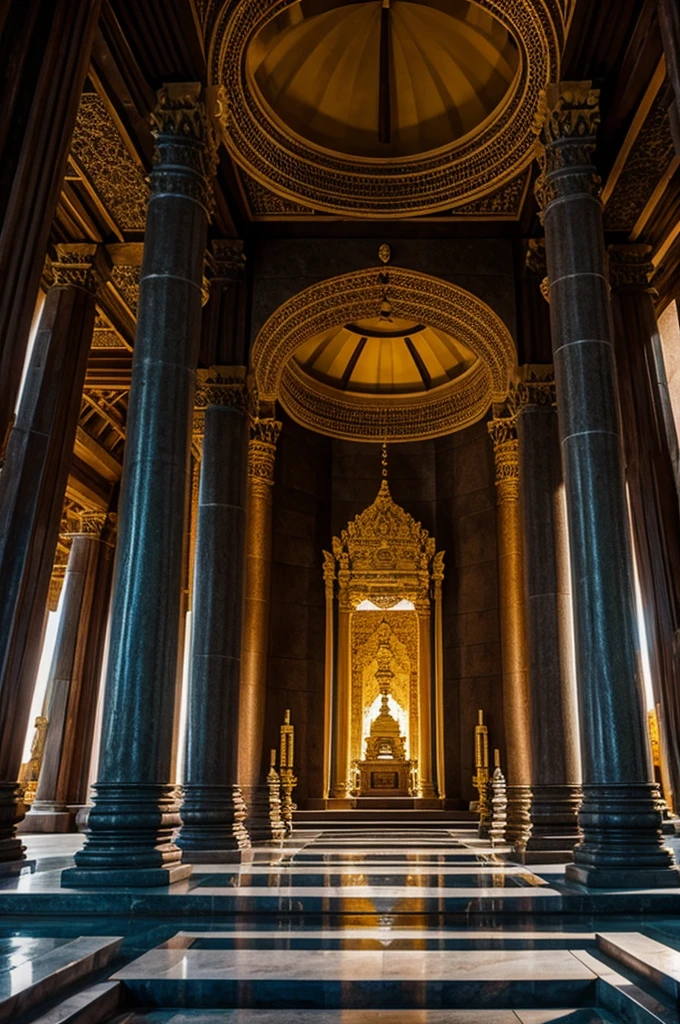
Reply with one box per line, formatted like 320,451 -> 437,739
240,171 -> 316,217
604,94 -> 676,233
211,239 -> 246,282
506,367 -> 556,414
70,92 -> 148,233
211,0 -> 563,218
92,311 -> 127,349
52,243 -> 103,294
248,417 -> 281,484
488,413 -> 520,503
251,267 -> 516,412
452,172 -> 529,218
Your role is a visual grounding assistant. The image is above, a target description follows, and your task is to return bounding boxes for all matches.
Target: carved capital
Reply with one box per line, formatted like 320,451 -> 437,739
69,511 -> 109,538
150,83 -> 221,216
193,366 -> 248,447
488,414 -> 519,502
248,417 -> 282,484
52,243 -> 103,294
322,550 -> 335,598
507,368 -> 556,415
607,244 -> 656,293
211,239 -> 246,283
526,239 -> 549,302
533,82 -> 601,215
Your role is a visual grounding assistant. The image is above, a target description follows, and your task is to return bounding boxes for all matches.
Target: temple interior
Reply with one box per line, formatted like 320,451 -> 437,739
5,0 -> 680,1021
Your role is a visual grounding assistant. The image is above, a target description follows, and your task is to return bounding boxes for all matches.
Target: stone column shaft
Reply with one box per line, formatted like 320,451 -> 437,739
0,247 -> 99,862
488,415 -> 532,846
609,245 -> 680,811
516,374 -> 581,857
64,83 -> 217,888
238,417 -> 285,841
29,513 -> 115,828
536,81 -> 677,887
0,0 -> 101,448
416,607 -> 436,799
178,377 -> 251,859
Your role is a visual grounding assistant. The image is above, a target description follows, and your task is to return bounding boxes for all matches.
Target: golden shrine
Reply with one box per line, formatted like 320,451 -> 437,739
322,448 -> 445,805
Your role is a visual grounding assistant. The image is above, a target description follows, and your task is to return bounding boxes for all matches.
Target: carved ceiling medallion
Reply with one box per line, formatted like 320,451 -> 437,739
211,0 -> 566,217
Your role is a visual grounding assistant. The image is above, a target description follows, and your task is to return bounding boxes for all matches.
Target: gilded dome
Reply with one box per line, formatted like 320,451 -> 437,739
293,315 -> 478,395
248,0 -> 520,159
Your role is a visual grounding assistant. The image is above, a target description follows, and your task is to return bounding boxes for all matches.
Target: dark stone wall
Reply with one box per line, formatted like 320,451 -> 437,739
264,414 -> 331,802
265,416 -> 504,807
435,418 -> 504,806
249,237 -> 516,348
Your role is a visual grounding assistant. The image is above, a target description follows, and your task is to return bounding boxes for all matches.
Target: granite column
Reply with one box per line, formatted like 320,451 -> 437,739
609,244 -> 680,811
535,82 -> 677,887
239,417 -> 285,842
28,512 -> 116,831
488,414 -> 532,847
515,371 -> 581,858
0,245 -> 100,862
63,83 -> 217,887
0,0 -> 101,450
178,372 -> 251,859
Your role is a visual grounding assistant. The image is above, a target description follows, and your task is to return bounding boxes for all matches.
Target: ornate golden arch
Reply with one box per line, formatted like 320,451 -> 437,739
249,266 -> 516,442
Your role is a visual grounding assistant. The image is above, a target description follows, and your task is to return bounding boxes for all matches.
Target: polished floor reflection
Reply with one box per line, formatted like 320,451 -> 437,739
3,826 -> 680,1022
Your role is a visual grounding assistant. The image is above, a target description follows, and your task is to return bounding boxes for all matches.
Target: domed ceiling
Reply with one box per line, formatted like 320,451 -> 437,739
248,0 -> 520,159
212,0 -> 566,217
293,316 -> 478,394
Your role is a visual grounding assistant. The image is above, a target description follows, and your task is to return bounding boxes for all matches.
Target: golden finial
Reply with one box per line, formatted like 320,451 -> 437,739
378,243 -> 391,264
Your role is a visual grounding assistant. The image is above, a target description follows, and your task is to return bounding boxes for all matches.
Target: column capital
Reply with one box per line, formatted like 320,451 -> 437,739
508,367 -> 556,414
193,366 -> 248,456
488,413 -> 519,502
607,243 -> 656,293
248,417 -> 282,486
150,82 -> 221,216
51,243 -> 106,295
211,239 -> 246,284
533,81 -> 601,216
322,550 -> 335,598
66,510 -> 109,539
525,239 -> 549,302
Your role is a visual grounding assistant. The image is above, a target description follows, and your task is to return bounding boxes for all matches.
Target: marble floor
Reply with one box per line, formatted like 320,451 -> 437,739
3,826 -> 680,1022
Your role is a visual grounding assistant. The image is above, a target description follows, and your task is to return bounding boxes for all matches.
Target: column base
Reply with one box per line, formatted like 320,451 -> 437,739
567,783 -> 679,888
61,783 -> 190,888
242,784 -> 285,843
19,809 -> 76,833
62,863 -> 193,888
506,784 -> 532,847
177,784 -> 251,857
0,783 -> 26,863
520,784 -> 582,859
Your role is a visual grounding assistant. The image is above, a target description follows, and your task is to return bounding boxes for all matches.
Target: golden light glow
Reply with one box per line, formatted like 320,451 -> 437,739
249,0 -> 519,159
293,317 -> 478,395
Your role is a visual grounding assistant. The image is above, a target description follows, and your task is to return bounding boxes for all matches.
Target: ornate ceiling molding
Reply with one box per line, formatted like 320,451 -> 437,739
250,266 -> 516,442
210,0 -> 565,218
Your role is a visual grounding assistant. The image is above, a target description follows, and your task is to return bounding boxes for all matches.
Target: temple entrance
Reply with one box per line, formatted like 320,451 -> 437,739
323,448 -> 445,804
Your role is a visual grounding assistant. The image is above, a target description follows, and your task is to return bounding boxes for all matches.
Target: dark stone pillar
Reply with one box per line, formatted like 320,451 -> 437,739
0,245 -> 100,862
0,0 -> 101,451
515,370 -> 582,859
487,413 -> 532,847
178,375 -> 251,860
62,84 -> 217,888
239,417 -> 285,842
27,511 -> 116,831
535,82 -> 678,887
609,244 -> 680,812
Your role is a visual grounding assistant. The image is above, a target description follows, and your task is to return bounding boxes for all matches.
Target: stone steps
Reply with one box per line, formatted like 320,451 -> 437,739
113,1011 -> 620,1023
597,932 -> 680,1001
0,936 -> 121,1022
22,979 -> 121,1023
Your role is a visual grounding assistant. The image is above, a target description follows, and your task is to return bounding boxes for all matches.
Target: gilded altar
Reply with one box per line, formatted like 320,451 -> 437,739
322,452 -> 445,802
